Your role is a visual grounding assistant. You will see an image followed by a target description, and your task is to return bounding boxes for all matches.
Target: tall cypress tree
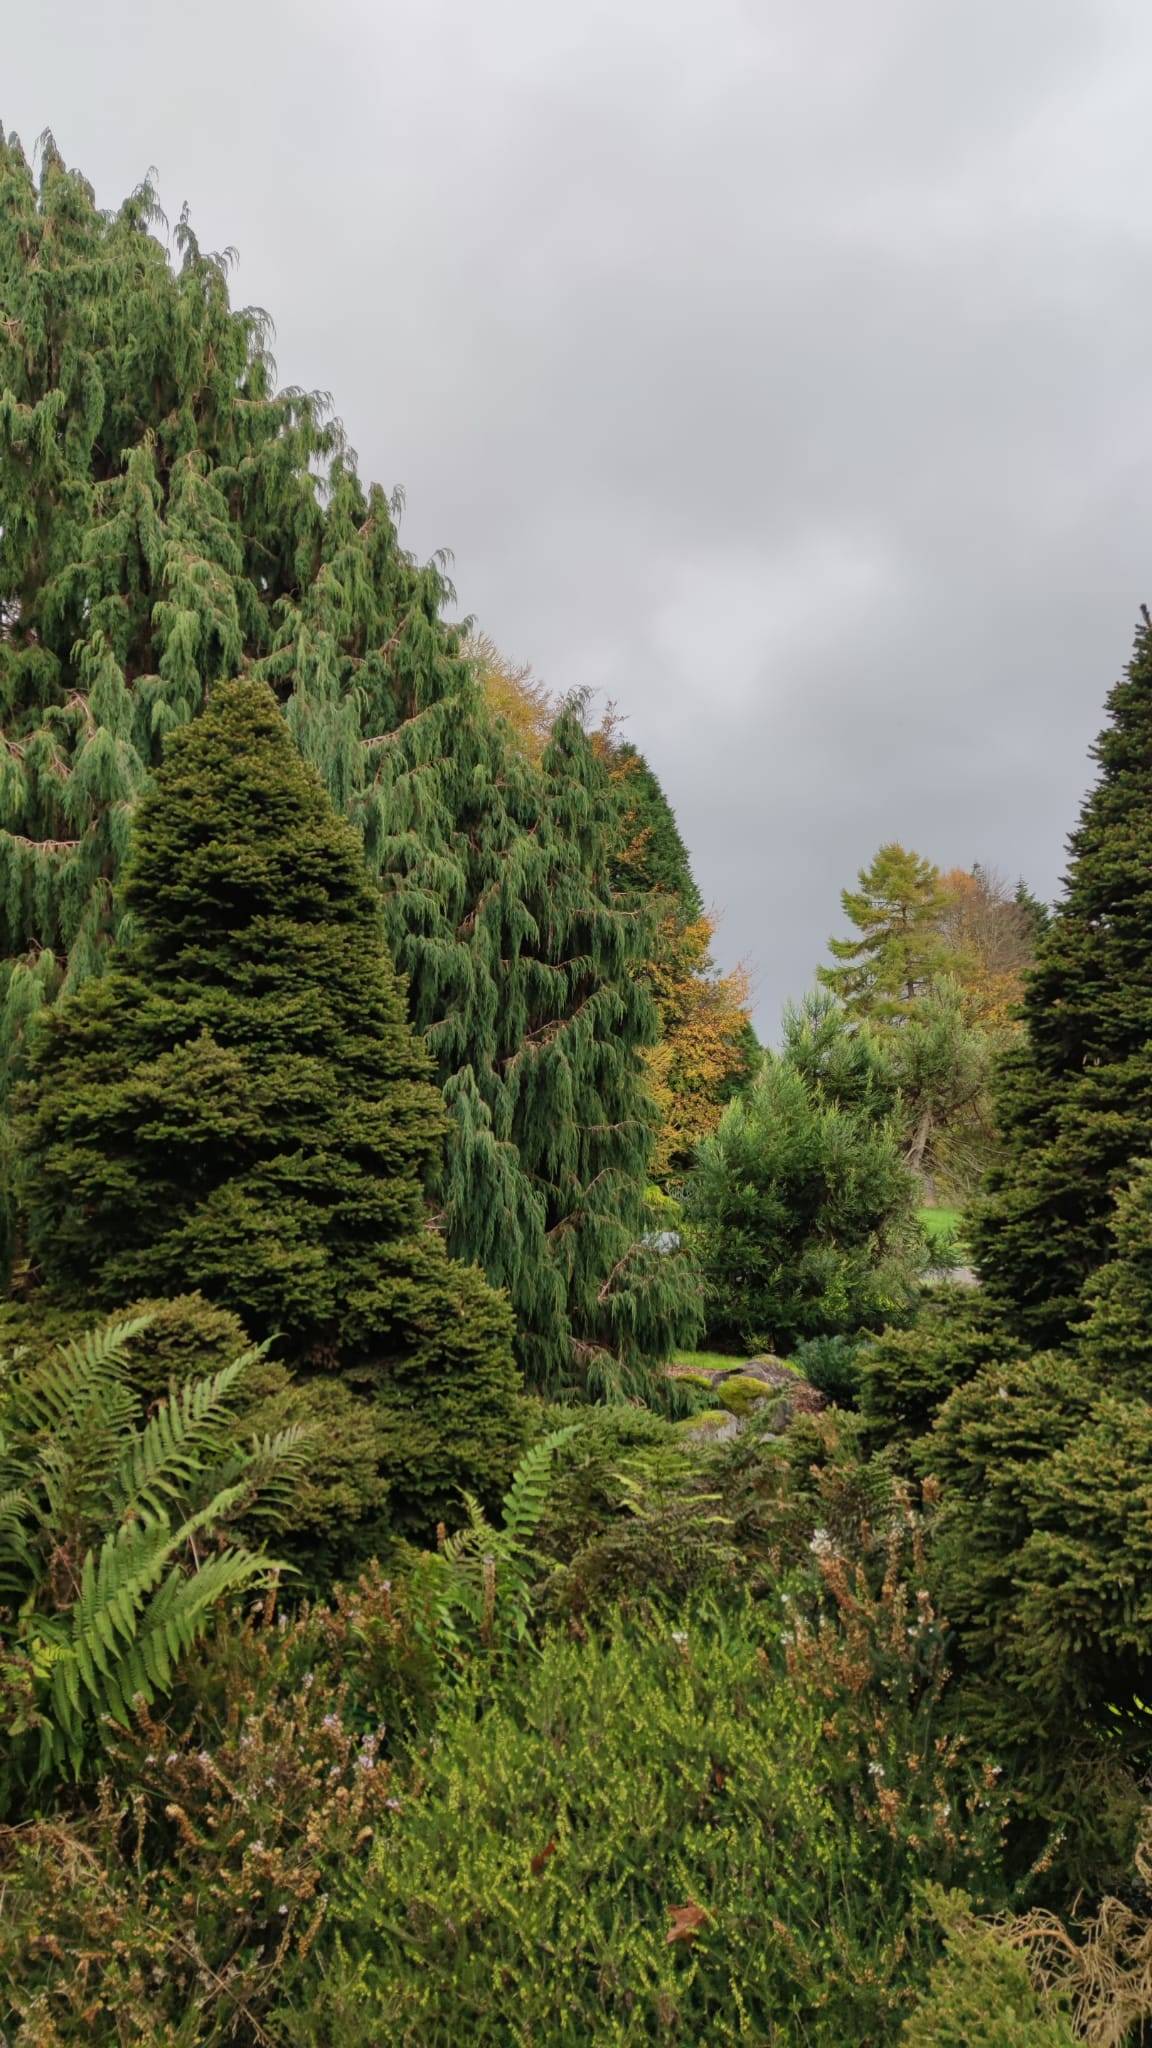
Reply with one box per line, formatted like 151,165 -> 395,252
605,742 -> 703,919
362,681 -> 700,1394
0,134 -> 697,1395
971,616 -> 1152,1346
15,678 -> 522,1543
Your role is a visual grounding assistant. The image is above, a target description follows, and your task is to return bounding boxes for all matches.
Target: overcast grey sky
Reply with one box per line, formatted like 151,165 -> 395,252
7,0 -> 1152,1032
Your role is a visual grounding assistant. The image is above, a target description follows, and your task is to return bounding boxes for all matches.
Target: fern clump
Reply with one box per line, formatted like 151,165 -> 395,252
0,1313 -> 306,1796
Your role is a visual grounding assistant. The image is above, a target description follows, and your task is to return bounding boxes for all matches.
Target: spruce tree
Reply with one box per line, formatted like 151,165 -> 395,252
686,1050 -> 920,1354
971,617 -> 1152,1346
15,678 -> 522,1545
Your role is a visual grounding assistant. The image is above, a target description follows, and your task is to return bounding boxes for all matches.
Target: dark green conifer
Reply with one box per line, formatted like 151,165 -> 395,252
607,742 -> 703,919
366,683 -> 701,1395
16,678 -> 522,1545
971,617 -> 1152,1346
0,133 -> 695,1396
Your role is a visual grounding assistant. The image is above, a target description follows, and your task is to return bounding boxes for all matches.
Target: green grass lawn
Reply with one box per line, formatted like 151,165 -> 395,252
919,1205 -> 962,1243
672,1349 -> 747,1373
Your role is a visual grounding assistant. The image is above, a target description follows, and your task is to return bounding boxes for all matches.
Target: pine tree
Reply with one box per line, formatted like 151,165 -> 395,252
15,678 -> 522,1545
686,1050 -> 921,1354
819,843 -> 954,1020
971,617 -> 1152,1346
0,137 -> 696,1397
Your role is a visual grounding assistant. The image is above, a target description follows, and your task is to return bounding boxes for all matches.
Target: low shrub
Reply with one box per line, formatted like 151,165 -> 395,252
303,1587 -> 1010,2047
857,1293 -> 1027,1454
901,1898 -> 1077,2047
0,1564 -> 449,2044
790,1331 -> 865,1406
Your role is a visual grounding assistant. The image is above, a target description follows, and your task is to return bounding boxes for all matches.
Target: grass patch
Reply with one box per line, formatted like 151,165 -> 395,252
673,1349 -> 748,1373
919,1206 -> 963,1245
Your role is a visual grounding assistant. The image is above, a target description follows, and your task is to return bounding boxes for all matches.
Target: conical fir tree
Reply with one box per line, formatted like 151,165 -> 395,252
15,678 -> 522,1540
971,615 -> 1152,1346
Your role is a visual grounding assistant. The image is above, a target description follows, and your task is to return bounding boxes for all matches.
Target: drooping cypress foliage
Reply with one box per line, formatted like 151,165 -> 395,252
362,681 -> 701,1394
971,616 -> 1152,1346
0,136 -> 695,1395
606,742 -> 703,918
602,737 -> 759,1181
15,678 -> 522,1545
0,129 -> 466,1118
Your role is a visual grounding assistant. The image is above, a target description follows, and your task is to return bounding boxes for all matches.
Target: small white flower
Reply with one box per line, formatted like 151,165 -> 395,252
278,1903 -> 288,1915
809,1528 -> 834,1557
867,1761 -> 885,1780
671,1631 -> 688,1646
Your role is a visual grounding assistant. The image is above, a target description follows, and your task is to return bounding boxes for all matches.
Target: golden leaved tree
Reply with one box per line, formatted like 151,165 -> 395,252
645,913 -> 756,1179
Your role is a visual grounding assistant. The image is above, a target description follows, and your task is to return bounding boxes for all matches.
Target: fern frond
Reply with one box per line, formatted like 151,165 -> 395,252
114,1355 -> 250,1519
205,1422 -> 315,1528
10,1315 -> 152,1436
500,1425 -> 582,1548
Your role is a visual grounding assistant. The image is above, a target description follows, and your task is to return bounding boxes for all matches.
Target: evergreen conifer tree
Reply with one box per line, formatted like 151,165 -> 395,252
605,742 -> 703,918
971,617 -> 1152,1345
0,136 -> 697,1396
601,737 -> 758,1180
686,1049 -> 920,1354
819,843 -> 954,1020
15,678 -> 522,1545
365,682 -> 701,1394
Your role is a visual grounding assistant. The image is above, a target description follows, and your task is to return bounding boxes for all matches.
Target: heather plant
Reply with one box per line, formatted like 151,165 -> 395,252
304,1569 -> 1010,2047
0,1580 -> 413,2044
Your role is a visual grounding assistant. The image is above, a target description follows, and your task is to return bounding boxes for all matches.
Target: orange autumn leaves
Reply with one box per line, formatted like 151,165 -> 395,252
645,912 -> 755,1178
936,865 -> 1037,1032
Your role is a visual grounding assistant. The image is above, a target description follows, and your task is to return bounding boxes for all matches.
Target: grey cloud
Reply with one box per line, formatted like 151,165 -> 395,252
7,0 -> 1152,1027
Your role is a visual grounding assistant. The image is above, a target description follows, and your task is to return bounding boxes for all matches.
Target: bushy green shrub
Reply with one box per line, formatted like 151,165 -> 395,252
901,1902 -> 1076,2047
790,1331 -> 865,1406
686,1056 -> 920,1354
857,1292 -> 1027,1454
307,1598 -> 1008,2047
